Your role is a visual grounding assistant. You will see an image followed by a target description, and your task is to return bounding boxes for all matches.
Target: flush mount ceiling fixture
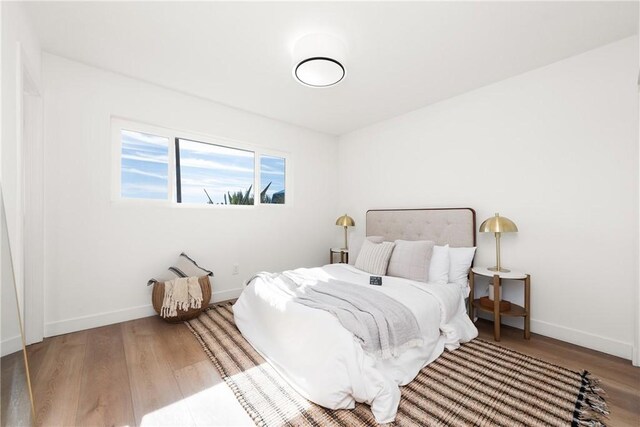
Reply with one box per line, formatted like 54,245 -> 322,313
293,34 -> 347,88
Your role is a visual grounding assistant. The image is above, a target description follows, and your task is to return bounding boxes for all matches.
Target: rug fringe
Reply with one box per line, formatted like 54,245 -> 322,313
573,371 -> 610,427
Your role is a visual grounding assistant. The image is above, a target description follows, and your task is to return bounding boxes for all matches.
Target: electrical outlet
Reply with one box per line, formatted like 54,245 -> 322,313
232,263 -> 240,275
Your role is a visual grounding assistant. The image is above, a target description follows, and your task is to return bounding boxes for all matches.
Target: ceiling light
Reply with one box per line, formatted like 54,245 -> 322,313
292,34 -> 347,88
295,57 -> 345,87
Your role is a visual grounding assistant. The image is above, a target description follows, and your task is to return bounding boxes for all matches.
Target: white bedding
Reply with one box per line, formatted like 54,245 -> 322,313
233,263 -> 478,423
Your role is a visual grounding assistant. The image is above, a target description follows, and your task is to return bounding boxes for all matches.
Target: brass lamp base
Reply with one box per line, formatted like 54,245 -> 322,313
488,266 -> 511,273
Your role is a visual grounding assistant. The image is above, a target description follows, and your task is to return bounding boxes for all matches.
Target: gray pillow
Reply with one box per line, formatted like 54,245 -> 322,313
347,235 -> 385,265
354,240 -> 395,275
387,240 -> 435,282
148,252 -> 214,286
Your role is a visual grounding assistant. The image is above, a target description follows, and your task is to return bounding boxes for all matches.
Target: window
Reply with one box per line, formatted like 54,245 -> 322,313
113,118 -> 290,206
120,130 -> 169,200
260,155 -> 286,204
176,139 -> 255,205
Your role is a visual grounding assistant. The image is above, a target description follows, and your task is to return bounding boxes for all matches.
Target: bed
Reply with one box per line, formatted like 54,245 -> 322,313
233,208 -> 479,423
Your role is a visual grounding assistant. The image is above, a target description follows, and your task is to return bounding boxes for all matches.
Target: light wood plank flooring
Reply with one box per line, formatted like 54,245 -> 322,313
12,315 -> 640,426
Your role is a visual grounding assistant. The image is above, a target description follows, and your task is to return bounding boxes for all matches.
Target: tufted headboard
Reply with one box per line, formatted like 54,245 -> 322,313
366,208 -> 476,247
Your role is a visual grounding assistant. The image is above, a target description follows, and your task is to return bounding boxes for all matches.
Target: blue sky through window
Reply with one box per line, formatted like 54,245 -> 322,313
121,130 -> 169,200
260,155 -> 285,203
178,139 -> 255,204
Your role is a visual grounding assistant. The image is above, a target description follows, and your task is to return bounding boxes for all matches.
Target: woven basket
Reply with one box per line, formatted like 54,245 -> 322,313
152,276 -> 212,323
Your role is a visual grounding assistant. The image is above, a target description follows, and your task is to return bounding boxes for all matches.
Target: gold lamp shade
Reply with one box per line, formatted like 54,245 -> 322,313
479,213 -> 518,234
336,214 -> 355,249
479,213 -> 518,272
335,214 -> 355,227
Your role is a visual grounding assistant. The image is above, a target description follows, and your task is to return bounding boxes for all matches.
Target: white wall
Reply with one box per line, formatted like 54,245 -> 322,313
338,36 -> 639,360
636,52 -> 640,366
1,1 -> 41,356
42,54 -> 339,336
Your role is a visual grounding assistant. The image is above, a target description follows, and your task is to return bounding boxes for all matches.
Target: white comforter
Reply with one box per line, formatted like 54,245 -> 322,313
233,264 -> 478,423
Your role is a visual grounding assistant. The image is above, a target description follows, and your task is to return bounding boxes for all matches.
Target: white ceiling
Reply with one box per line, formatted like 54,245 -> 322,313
26,1 -> 638,135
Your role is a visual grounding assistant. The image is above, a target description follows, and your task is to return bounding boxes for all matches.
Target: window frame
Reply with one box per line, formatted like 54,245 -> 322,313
111,117 -> 292,208
174,137 -> 257,205
111,118 -> 175,205
258,153 -> 288,205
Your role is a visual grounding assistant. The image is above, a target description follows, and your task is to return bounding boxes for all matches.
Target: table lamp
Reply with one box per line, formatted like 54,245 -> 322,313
479,212 -> 518,272
335,214 -> 355,250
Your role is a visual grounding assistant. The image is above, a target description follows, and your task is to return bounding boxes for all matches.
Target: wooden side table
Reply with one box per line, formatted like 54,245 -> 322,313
469,266 -> 530,341
329,248 -> 349,264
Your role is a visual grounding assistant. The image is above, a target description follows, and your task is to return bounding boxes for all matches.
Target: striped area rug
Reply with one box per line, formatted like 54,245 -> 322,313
187,302 -> 608,427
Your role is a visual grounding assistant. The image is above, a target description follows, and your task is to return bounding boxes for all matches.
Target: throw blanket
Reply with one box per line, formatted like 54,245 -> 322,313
161,276 -> 203,318
252,272 -> 423,359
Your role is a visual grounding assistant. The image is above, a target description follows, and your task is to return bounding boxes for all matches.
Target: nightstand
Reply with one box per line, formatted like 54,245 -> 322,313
469,267 -> 530,341
329,248 -> 349,264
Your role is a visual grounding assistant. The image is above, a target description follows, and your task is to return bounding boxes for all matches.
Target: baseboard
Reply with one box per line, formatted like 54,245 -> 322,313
1,335 -> 23,357
211,287 -> 244,303
530,318 -> 633,360
478,312 -> 633,360
45,287 -> 245,337
45,303 -> 157,337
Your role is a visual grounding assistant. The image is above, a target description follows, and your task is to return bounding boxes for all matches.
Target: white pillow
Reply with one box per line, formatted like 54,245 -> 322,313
428,244 -> 450,284
387,240 -> 435,282
355,240 -> 395,276
347,235 -> 384,265
448,246 -> 477,287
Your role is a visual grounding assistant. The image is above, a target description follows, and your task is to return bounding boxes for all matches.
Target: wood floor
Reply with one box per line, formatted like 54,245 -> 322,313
11,314 -> 640,426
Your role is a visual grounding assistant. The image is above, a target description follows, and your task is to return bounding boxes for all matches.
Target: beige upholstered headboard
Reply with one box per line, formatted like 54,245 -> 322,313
366,208 -> 476,247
